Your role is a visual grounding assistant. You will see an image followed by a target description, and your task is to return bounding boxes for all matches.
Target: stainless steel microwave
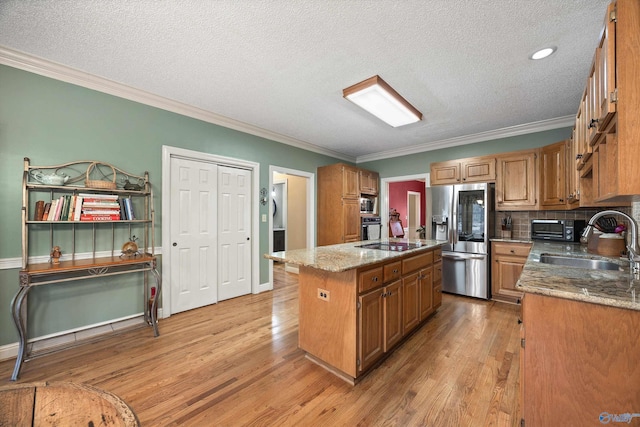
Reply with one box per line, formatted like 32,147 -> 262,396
531,219 -> 586,242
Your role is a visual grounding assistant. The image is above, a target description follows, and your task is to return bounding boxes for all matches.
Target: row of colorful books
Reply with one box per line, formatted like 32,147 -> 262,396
34,193 -> 136,221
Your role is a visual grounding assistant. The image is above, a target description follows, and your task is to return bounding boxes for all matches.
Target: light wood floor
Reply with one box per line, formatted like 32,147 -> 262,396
0,263 -> 522,426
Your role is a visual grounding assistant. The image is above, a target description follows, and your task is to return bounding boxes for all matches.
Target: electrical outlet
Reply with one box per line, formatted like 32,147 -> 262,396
317,288 -> 330,301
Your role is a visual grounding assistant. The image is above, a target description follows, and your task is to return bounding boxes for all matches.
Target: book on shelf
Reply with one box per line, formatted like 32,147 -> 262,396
78,193 -> 119,200
118,198 -> 127,220
67,194 -> 76,221
123,198 -> 135,220
73,196 -> 83,221
46,199 -> 58,221
34,200 -> 45,221
42,202 -> 51,220
80,214 -> 121,221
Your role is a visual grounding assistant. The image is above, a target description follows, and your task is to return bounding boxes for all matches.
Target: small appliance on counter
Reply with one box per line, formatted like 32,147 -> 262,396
530,219 -> 586,242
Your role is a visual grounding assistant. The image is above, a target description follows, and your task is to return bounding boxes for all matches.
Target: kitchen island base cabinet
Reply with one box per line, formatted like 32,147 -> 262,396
297,247 -> 442,384
521,293 -> 640,426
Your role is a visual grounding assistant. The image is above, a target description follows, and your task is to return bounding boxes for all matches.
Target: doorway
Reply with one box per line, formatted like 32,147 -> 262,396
161,146 -> 260,318
407,191 -> 421,239
382,173 -> 429,237
268,166 -> 315,282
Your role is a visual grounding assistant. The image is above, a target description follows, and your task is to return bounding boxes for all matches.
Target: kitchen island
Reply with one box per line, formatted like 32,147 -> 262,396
516,241 -> 640,426
265,238 -> 445,384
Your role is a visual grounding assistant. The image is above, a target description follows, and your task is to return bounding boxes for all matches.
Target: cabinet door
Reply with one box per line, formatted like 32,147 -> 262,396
496,151 -> 538,210
383,280 -> 403,352
342,198 -> 361,242
359,170 -> 379,195
358,288 -> 384,372
342,166 -> 360,198
596,2 -> 616,129
539,141 -> 568,209
402,272 -> 420,335
461,157 -> 496,183
430,161 -> 460,186
568,130 -> 581,206
418,266 -> 433,320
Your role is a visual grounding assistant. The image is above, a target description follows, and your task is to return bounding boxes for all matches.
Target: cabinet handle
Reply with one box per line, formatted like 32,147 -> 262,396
588,118 -> 599,128
393,269 -> 398,274
510,249 -> 515,253
517,318 -> 523,324
372,277 -> 379,282
559,199 -> 564,202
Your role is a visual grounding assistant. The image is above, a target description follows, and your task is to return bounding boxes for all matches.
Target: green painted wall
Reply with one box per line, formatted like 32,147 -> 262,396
0,64 -> 343,346
0,63 -> 573,348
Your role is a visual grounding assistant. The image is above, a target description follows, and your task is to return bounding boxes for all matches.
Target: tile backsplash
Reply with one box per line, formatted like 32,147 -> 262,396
494,206 -> 633,240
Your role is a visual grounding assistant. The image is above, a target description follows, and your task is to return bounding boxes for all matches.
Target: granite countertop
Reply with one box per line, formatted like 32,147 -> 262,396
264,238 -> 446,273
516,240 -> 639,311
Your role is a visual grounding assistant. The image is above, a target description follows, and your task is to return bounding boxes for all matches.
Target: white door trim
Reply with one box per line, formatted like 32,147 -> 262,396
407,190 -> 421,239
268,165 -> 315,287
162,145 -> 260,318
380,173 -> 429,237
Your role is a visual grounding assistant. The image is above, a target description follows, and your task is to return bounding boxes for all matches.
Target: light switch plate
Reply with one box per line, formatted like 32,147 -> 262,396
262,214 -> 267,222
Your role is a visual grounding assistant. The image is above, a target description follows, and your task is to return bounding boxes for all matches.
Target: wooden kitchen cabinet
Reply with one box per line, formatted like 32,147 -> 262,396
520,293 -> 640,426
495,149 -> 538,211
358,287 -> 384,372
402,272 -> 420,335
418,266 -> 434,320
318,163 -> 361,245
359,169 -> 379,195
539,140 -> 569,210
491,241 -> 531,304
430,156 -> 496,186
433,259 -> 442,309
383,280 -> 403,352
578,0 -> 640,203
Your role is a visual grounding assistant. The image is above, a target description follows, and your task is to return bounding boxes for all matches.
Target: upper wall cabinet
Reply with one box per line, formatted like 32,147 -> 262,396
539,140 -> 569,210
495,149 -> 538,211
359,169 -> 379,195
430,156 -> 496,186
577,0 -> 640,203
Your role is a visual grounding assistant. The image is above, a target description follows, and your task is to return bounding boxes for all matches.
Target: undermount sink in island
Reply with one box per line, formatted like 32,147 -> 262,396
265,238 -> 446,384
515,241 -> 640,426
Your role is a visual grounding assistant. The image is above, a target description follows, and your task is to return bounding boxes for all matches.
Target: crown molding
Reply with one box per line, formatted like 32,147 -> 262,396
0,45 -> 353,162
356,115 -> 575,163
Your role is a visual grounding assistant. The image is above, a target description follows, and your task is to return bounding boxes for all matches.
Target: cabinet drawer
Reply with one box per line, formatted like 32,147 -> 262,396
433,248 -> 442,262
433,261 -> 442,283
359,267 -> 383,293
383,261 -> 402,283
402,251 -> 433,274
493,242 -> 532,257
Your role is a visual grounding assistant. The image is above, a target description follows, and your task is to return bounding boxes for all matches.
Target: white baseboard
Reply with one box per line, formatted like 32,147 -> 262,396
257,281 -> 272,293
285,264 -> 299,274
0,312 -> 162,362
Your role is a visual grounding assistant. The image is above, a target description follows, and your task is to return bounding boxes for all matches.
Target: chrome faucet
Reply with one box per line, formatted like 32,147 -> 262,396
581,210 -> 640,265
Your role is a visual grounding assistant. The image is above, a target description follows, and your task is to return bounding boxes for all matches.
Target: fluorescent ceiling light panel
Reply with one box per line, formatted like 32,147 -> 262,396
343,75 -> 422,127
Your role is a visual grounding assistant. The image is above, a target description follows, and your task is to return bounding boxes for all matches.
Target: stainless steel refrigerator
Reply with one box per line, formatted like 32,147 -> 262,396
426,183 -> 494,299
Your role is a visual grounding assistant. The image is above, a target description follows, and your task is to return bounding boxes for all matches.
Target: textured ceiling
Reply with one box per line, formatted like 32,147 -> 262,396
0,0 -> 610,161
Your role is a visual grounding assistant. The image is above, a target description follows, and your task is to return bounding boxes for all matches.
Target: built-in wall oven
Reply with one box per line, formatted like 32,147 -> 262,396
361,217 -> 381,240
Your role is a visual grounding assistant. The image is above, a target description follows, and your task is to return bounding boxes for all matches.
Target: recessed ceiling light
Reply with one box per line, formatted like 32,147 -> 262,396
530,47 -> 556,60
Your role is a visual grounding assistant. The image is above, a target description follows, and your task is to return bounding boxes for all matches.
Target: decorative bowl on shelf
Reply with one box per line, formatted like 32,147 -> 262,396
30,170 -> 69,185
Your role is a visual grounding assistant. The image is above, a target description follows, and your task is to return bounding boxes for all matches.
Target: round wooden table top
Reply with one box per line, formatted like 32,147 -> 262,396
0,381 -> 139,426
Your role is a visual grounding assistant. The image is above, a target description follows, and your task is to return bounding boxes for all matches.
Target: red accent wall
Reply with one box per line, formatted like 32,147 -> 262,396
388,180 -> 426,231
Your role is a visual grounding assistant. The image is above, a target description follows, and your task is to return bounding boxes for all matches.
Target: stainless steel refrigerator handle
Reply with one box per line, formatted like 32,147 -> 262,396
451,186 -> 458,245
442,253 -> 486,261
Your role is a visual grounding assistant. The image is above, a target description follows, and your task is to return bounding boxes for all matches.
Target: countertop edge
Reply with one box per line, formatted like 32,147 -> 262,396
264,239 -> 446,273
